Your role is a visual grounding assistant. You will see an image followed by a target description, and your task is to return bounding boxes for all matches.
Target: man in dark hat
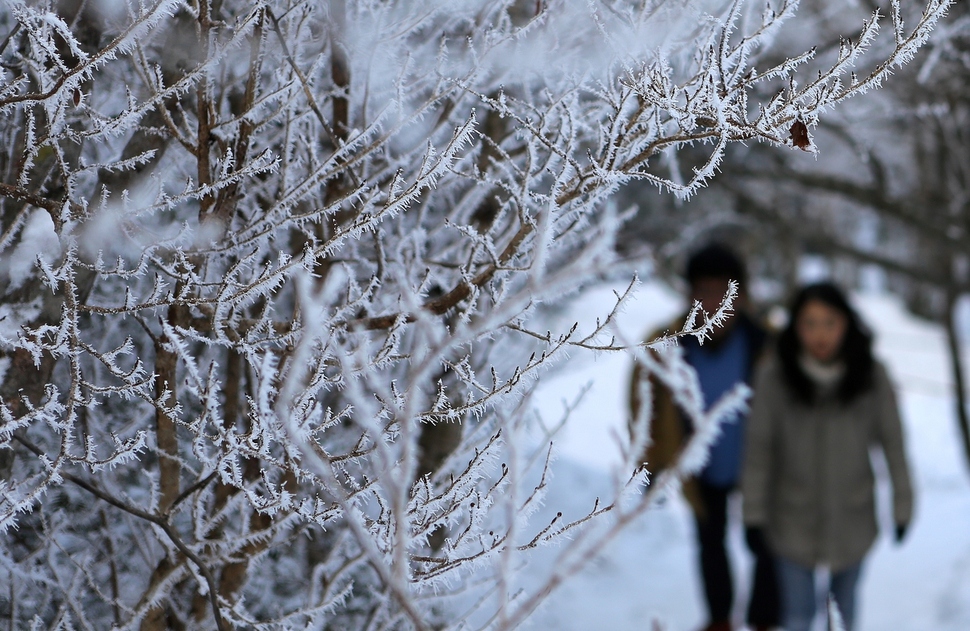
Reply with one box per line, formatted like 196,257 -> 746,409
630,243 -> 779,631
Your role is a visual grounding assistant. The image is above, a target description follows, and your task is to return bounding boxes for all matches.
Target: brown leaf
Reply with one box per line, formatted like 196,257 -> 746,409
789,119 -> 812,151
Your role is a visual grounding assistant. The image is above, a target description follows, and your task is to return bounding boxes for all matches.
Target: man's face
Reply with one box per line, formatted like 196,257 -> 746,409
689,276 -> 736,339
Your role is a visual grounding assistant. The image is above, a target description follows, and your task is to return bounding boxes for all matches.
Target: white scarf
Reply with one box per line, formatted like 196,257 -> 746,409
798,353 -> 846,390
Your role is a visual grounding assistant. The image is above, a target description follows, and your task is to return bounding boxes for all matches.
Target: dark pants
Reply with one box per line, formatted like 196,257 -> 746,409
695,482 -> 780,627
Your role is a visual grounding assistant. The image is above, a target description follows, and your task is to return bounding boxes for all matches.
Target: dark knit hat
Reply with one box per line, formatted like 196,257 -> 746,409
685,242 -> 746,285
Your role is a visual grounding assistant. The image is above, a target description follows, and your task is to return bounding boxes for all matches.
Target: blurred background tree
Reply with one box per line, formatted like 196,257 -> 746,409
0,0 -> 954,628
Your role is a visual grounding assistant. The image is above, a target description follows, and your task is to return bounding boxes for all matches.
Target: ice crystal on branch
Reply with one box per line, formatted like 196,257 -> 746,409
0,0 -> 951,628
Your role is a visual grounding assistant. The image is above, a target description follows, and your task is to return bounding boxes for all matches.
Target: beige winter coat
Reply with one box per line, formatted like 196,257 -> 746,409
741,357 -> 914,571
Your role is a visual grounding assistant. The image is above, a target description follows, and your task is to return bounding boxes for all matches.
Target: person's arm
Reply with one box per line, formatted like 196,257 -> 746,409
631,362 -> 689,474
874,363 -> 914,539
628,326 -> 684,473
629,358 -> 647,432
741,362 -> 776,528
628,359 -> 650,466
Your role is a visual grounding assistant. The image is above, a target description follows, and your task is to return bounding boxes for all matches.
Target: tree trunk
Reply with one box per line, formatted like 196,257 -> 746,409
944,290 -> 970,473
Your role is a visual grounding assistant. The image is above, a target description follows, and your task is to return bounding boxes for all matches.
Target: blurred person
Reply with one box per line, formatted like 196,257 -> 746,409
630,243 -> 780,631
741,282 -> 913,631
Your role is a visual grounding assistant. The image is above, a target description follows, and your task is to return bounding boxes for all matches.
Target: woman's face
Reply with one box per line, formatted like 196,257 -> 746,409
796,299 -> 848,363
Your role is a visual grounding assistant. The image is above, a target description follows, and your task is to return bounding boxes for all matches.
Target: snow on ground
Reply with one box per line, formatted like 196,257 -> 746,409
521,279 -> 970,631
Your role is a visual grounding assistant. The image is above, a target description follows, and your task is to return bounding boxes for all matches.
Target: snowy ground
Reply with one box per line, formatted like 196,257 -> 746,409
520,279 -> 970,631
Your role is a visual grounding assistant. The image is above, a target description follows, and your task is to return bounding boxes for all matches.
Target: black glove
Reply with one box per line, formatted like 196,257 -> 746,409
895,522 -> 908,543
745,526 -> 770,557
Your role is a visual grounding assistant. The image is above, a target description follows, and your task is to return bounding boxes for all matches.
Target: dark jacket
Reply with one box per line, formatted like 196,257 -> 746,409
741,357 -> 914,570
629,312 -> 768,517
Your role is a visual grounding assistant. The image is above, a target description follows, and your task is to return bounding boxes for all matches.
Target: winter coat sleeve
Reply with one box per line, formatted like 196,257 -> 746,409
628,325 -> 685,473
629,358 -> 681,472
629,359 -> 647,435
628,335 -> 706,517
873,363 -> 914,528
628,359 -> 650,463
741,361 -> 776,527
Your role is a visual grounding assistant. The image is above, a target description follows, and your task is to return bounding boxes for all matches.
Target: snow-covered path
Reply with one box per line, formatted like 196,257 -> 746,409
523,282 -> 970,631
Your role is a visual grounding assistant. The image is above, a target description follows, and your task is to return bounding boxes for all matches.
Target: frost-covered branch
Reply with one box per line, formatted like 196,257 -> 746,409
0,0 -> 950,627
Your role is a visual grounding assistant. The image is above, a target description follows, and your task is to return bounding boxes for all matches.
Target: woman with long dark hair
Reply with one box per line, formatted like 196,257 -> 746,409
741,282 -> 914,631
